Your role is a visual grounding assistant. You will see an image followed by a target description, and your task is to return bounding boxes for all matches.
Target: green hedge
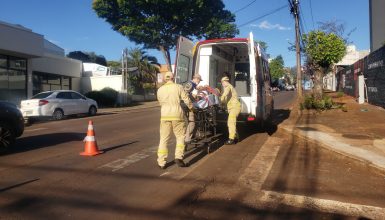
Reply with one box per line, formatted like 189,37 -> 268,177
85,87 -> 118,107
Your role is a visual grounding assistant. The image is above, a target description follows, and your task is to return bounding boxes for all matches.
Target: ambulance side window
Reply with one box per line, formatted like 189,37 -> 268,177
176,54 -> 190,84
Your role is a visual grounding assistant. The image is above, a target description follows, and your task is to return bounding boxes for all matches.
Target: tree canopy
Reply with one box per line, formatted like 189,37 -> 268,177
67,51 -> 107,66
269,55 -> 285,81
125,48 -> 159,94
302,30 -> 346,98
302,31 -> 346,69
256,41 -> 268,52
92,0 -> 238,69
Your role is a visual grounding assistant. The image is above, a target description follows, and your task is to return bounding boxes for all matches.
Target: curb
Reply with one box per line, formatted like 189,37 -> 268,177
99,104 -> 159,114
277,123 -> 385,172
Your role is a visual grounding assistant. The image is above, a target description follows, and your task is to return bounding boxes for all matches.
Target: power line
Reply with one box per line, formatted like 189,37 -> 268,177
234,0 -> 257,14
298,2 -> 308,34
309,0 -> 315,29
238,4 -> 288,28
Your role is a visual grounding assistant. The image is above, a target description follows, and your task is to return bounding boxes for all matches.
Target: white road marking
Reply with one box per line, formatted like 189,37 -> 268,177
25,127 -> 48,132
260,190 -> 385,219
239,137 -> 282,190
159,172 -> 170,177
100,146 -> 157,172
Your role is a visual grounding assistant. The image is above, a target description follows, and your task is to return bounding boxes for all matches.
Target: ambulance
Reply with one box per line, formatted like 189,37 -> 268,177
174,33 -> 274,126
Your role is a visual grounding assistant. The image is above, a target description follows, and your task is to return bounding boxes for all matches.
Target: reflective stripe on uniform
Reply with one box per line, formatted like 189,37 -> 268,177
161,116 -> 183,121
176,144 -> 185,149
157,149 -> 168,154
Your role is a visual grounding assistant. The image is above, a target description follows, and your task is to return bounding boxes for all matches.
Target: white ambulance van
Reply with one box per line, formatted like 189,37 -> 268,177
174,33 -> 274,126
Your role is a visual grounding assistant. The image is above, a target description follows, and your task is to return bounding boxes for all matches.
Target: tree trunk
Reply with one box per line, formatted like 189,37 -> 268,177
313,67 -> 324,100
159,46 -> 172,72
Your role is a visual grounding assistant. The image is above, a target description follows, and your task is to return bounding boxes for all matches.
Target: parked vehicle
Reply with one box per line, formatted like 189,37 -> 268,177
174,33 -> 274,126
0,101 -> 24,150
285,85 -> 295,91
20,90 -> 98,121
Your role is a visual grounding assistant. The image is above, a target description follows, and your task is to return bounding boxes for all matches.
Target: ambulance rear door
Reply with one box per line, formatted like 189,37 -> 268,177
175,36 -> 194,84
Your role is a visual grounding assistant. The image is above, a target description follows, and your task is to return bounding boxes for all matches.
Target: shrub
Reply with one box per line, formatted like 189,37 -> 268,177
336,91 -> 344,98
324,95 -> 333,109
304,95 -> 314,109
85,87 -> 118,107
301,94 -> 334,111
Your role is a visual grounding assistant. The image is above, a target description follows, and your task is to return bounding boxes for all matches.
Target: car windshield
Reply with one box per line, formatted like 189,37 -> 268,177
31,92 -> 54,99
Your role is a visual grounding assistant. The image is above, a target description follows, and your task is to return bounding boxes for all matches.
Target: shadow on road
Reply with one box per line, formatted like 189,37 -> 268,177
184,108 -> 291,167
0,166 -> 361,219
25,112 -> 117,126
1,132 -> 84,155
102,141 -> 139,152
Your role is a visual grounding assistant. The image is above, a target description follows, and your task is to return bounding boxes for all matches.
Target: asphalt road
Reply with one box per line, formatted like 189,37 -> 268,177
1,91 -> 384,219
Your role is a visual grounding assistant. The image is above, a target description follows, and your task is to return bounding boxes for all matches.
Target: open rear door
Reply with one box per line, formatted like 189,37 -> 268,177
175,36 -> 194,84
248,32 -> 258,117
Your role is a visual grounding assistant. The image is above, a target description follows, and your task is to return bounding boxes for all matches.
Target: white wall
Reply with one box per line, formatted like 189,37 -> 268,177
83,63 -> 109,77
336,45 -> 370,66
81,75 -> 123,94
81,75 -> 133,105
31,56 -> 82,78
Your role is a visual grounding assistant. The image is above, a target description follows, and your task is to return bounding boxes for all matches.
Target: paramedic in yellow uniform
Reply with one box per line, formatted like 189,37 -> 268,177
157,72 -> 192,169
220,76 -> 241,145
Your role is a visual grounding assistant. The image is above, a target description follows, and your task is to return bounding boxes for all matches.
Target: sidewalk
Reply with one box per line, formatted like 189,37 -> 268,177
98,101 -> 159,114
279,92 -> 385,171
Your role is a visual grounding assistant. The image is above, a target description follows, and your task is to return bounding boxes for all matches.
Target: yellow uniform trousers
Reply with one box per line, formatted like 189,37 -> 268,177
184,111 -> 195,142
227,107 -> 241,139
157,120 -> 186,167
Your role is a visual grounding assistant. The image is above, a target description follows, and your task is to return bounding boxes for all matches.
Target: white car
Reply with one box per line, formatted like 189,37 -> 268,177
20,90 -> 98,120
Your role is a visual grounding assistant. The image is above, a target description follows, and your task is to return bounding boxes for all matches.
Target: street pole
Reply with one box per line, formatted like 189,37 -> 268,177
293,0 -> 302,98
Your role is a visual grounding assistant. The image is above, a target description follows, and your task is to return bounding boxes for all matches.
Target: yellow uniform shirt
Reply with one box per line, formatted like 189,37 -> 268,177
220,84 -> 241,111
157,81 -> 192,121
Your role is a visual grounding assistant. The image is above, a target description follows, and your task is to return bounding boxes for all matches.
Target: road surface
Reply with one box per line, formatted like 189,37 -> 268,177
1,91 -> 384,219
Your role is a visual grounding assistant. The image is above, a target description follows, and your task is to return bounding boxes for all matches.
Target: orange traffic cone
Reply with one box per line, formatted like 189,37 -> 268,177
80,120 -> 103,156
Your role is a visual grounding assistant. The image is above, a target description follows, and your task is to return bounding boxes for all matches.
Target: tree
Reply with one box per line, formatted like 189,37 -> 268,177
318,19 -> 356,44
92,0 -> 238,71
269,55 -> 285,81
126,48 -> 159,95
256,40 -> 268,52
67,51 -> 89,62
302,30 -> 346,99
67,51 -> 107,66
107,60 -> 121,68
107,60 -> 122,75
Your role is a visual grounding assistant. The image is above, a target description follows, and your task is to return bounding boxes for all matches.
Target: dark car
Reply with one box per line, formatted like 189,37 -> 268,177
0,101 -> 24,151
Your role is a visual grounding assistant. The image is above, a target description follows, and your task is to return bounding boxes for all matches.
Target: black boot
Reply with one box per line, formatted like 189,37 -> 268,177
225,139 -> 236,145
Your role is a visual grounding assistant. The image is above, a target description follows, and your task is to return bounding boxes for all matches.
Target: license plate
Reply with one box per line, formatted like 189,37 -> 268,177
23,110 -> 32,116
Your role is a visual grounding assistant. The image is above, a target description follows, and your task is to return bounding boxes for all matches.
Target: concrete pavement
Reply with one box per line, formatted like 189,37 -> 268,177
279,92 -> 385,171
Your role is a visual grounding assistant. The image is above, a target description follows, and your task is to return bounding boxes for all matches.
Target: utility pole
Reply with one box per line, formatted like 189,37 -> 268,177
291,0 -> 302,98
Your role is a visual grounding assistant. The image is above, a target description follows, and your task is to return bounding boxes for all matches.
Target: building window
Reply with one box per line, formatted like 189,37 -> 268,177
0,55 -> 27,105
32,71 -> 71,95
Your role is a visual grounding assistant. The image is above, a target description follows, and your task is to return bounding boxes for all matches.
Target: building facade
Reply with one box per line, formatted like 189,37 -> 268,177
323,45 -> 369,91
369,0 -> 385,52
0,21 -> 82,106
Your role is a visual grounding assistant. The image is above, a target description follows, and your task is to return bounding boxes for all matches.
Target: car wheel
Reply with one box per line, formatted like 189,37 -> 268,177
88,106 -> 97,116
0,122 -> 16,152
53,109 -> 64,120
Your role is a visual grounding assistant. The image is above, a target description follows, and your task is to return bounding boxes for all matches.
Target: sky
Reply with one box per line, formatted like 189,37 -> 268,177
0,0 -> 369,67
